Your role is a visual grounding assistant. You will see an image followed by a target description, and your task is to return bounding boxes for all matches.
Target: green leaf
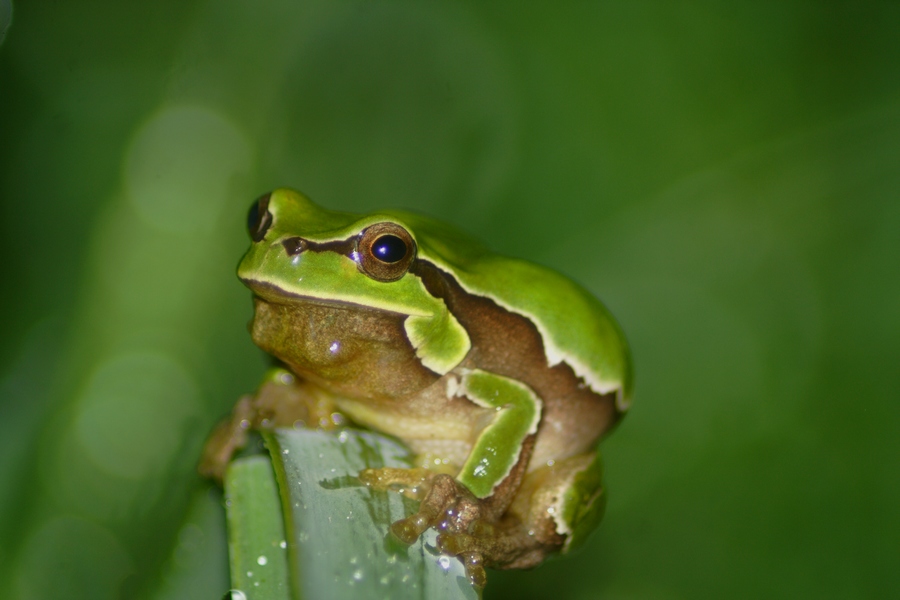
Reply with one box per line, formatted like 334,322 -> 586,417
225,429 -> 480,600
225,456 -> 291,600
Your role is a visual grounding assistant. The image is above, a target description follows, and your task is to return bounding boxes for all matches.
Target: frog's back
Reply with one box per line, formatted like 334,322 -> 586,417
395,210 -> 632,411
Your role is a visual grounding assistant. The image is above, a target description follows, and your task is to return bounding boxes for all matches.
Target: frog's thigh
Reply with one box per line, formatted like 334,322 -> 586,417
509,451 -> 606,552
455,369 -> 542,500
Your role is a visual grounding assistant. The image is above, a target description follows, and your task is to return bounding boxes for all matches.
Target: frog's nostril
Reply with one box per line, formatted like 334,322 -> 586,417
282,237 -> 307,256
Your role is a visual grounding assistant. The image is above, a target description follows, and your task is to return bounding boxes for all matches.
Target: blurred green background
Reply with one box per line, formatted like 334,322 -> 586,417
1,1 -> 898,598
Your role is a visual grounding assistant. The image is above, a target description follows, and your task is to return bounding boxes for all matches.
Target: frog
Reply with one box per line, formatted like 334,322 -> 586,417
200,188 -> 632,587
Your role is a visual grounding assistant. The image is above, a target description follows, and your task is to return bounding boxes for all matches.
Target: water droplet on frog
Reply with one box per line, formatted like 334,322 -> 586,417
352,569 -> 364,581
438,556 -> 451,570
246,571 -> 253,578
338,430 -> 349,443
222,590 -> 247,600
282,448 -> 289,455
380,575 -> 391,585
279,540 -> 287,549
257,555 -> 268,566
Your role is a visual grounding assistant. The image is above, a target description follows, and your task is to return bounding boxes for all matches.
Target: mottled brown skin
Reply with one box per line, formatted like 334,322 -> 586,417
414,261 -> 620,468
201,256 -> 618,585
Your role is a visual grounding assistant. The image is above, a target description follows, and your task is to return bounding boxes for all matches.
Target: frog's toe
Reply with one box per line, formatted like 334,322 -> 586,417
390,513 -> 432,544
358,467 -> 434,497
460,551 -> 487,588
389,474 -> 476,542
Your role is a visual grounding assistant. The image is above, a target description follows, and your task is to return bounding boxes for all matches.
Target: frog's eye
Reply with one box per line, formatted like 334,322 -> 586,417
358,222 -> 416,282
247,193 -> 273,242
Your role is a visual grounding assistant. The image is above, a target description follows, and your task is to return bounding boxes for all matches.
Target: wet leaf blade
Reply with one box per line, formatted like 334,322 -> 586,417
224,455 -> 291,600
265,428 -> 480,600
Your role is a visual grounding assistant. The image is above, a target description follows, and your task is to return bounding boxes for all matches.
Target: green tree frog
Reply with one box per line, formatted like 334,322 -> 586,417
201,189 -> 632,586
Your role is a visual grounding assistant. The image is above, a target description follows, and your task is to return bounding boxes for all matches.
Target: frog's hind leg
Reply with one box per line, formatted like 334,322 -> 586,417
365,471 -> 533,587
441,451 -> 606,577
510,451 -> 607,556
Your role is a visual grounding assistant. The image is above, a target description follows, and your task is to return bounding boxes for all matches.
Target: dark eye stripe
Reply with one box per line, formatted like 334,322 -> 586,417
281,237 -> 307,256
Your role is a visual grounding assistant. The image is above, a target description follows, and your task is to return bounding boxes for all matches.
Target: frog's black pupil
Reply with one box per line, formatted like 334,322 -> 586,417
372,235 -> 407,263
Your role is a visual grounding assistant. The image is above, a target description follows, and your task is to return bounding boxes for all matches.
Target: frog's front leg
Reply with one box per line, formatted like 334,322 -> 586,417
360,369 -> 542,585
199,367 -> 339,482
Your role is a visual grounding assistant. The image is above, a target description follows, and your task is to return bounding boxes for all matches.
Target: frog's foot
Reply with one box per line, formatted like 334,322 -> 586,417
358,466 -> 445,543
360,469 -> 516,587
360,469 -> 479,539
437,516 -> 560,573
406,474 -> 559,586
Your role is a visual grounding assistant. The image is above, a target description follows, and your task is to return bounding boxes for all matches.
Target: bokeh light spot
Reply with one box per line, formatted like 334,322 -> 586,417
124,105 -> 252,235
74,351 -> 201,480
15,516 -> 133,600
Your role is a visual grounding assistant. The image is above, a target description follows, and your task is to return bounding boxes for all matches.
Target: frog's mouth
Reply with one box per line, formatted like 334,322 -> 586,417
242,278 -> 408,317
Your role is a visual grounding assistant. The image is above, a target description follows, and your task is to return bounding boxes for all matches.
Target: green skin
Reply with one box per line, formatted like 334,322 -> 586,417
201,188 -> 632,585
